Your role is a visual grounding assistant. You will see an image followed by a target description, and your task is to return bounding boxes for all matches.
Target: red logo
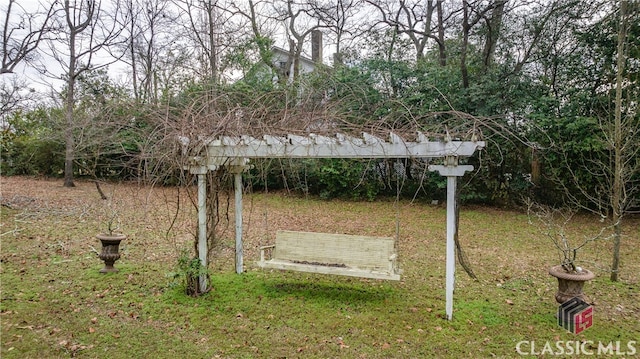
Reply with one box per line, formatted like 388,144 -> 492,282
574,305 -> 593,334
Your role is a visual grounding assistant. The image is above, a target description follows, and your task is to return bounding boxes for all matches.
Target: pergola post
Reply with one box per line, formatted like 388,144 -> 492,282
429,157 -> 474,320
196,170 -> 209,292
229,160 -> 250,274
234,171 -> 243,274
445,175 -> 457,321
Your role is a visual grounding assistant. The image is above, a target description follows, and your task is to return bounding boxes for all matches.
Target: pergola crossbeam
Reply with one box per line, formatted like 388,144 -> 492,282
188,132 -> 483,163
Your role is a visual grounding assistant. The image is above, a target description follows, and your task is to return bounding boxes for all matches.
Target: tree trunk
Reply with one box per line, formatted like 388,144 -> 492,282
461,1 -> 470,88
64,74 -> 75,187
206,0 -> 218,84
64,105 -> 75,187
481,0 -> 506,70
436,0 -> 446,66
64,17 -> 77,188
128,1 -> 139,102
610,0 -> 627,282
247,0 -> 280,79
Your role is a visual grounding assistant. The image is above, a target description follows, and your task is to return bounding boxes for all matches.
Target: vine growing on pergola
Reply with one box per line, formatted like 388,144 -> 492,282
146,78 -> 505,320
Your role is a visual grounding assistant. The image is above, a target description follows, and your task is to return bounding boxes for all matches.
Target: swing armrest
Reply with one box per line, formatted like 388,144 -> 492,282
388,253 -> 397,272
259,244 -> 276,262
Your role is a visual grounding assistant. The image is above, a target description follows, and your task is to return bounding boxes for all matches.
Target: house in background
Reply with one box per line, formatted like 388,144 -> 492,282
271,30 -> 324,83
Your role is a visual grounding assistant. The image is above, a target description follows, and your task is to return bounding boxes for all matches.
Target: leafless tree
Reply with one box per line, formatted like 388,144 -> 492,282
534,0 -> 637,282
1,0 -> 56,121
306,0 -> 362,65
229,0 -> 281,77
45,0 -> 125,187
0,76 -> 33,123
459,0 -> 499,88
273,0 -> 325,82
121,0 -> 141,101
527,201 -> 614,273
173,0 -> 242,84
120,0 -> 179,104
366,0 -> 443,63
1,0 -> 56,75
609,0 -> 635,281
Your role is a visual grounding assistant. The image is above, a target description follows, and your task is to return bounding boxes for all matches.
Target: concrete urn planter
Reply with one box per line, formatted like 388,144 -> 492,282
548,265 -> 595,304
97,233 -> 126,273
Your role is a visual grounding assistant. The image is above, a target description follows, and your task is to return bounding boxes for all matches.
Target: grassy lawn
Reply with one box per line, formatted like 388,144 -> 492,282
1,176 -> 638,358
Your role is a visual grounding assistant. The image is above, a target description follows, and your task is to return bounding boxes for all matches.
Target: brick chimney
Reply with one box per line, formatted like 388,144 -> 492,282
311,30 -> 323,64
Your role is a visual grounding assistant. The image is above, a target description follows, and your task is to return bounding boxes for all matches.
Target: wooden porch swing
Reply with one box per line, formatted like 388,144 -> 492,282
182,131 -> 484,320
257,230 -> 402,281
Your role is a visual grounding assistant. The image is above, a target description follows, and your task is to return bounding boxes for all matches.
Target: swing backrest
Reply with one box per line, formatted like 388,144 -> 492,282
274,230 -> 397,271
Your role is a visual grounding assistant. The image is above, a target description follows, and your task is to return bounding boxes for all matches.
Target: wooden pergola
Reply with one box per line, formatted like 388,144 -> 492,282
183,132 -> 485,320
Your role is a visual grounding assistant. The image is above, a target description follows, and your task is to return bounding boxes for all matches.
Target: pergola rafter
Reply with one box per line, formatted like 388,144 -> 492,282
183,131 -> 485,320
190,132 -> 481,160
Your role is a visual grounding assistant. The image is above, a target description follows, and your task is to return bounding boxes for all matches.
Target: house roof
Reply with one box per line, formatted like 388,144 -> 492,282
271,46 -> 316,66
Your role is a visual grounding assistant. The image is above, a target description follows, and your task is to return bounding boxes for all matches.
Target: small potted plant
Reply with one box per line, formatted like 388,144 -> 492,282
95,182 -> 126,273
527,202 -> 609,304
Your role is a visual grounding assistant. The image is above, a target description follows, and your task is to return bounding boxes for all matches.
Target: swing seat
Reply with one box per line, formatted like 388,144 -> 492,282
257,230 -> 401,281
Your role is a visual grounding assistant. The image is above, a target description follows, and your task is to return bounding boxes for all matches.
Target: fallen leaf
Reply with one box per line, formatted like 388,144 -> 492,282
337,337 -> 349,349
